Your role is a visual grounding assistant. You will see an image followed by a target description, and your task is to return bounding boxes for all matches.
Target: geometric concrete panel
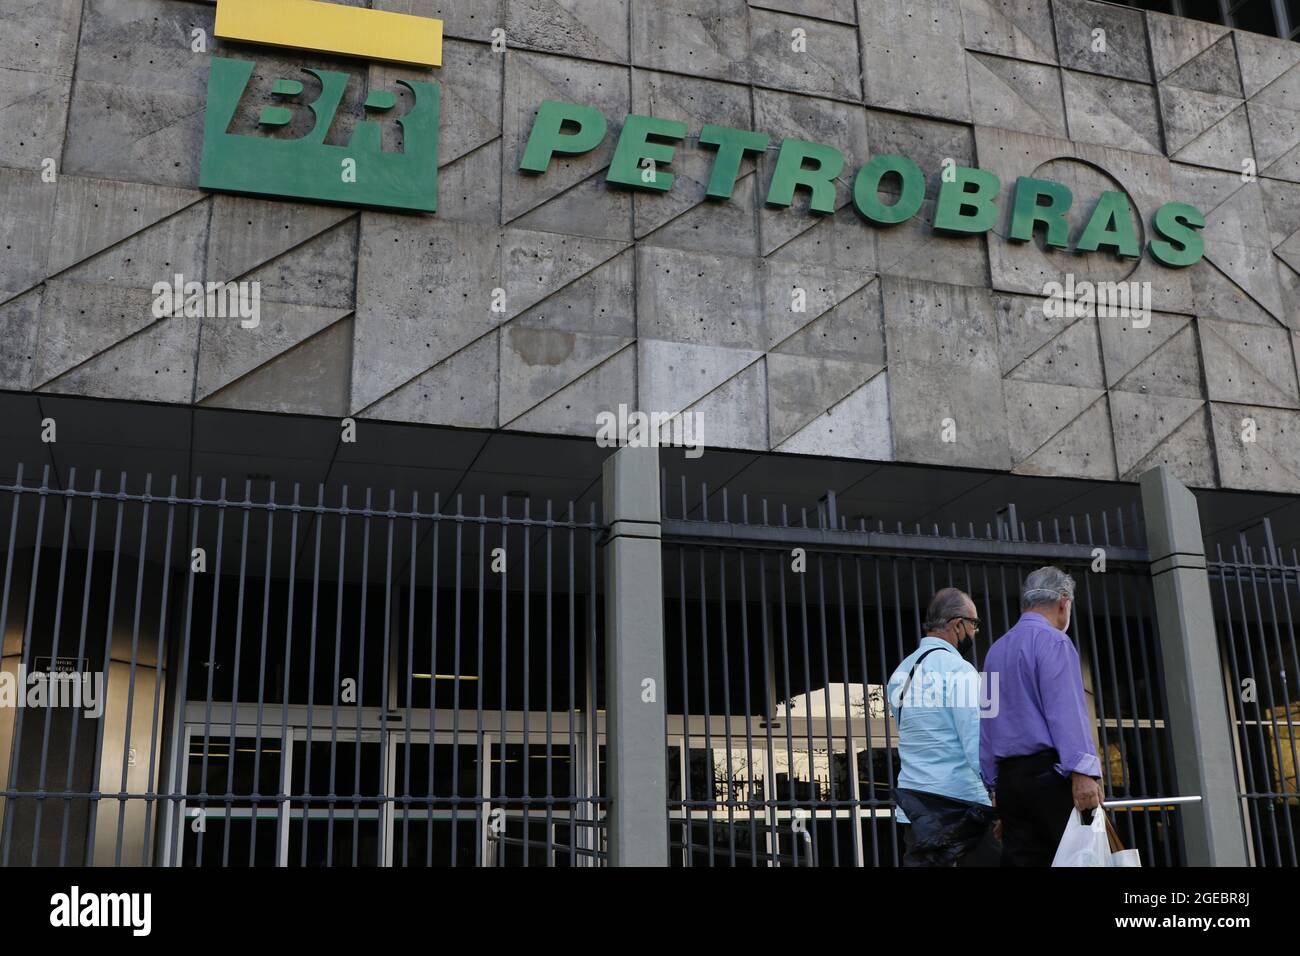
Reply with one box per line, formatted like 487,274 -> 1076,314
506,341 -> 636,439
1103,313 -> 1203,400
206,197 -> 356,287
196,303 -> 353,402
958,0 -> 1058,65
0,0 -> 82,77
0,66 -> 73,171
1162,32 -> 1242,98
201,317 -> 353,418
1108,388 -> 1209,482
632,0 -> 751,83
1163,90 -> 1252,173
750,9 -> 862,101
47,176 -> 205,278
1200,318 -> 1300,410
636,245 -> 762,349
967,53 -> 1066,139
1210,401 -> 1300,493
63,0 -> 215,189
372,0 -> 502,43
677,357 -> 768,452
996,295 -> 1106,389
771,277 -> 885,365
873,191 -> 990,289
766,351 -> 881,447
499,326 -> 633,425
31,280 -> 161,387
1061,70 -> 1163,155
1247,101 -> 1300,182
1192,258 -> 1283,328
0,166 -> 56,303
761,260 -> 877,351
638,338 -> 764,419
859,0 -> 972,123
883,276 -> 1011,469
1004,378 -> 1106,467
1008,385 -> 1116,480
0,289 -> 42,391
1051,0 -> 1152,84
39,312 -> 199,406
1147,10 -> 1232,87
506,0 -> 631,63
775,369 -> 893,462
751,0 -> 856,25
362,330 -> 499,429
1233,29 -> 1300,100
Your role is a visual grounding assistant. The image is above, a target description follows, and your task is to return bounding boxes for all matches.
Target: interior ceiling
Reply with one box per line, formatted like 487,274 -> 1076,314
1,390 -> 1298,557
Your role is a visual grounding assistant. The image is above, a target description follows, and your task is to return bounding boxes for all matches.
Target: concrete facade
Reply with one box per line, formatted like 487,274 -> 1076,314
2,0 -> 1300,491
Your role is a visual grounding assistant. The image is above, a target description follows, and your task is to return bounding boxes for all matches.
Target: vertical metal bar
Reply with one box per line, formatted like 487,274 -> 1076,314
351,488 -> 373,866
378,490 -> 396,866
166,475 -> 203,868
545,499 -> 555,865
276,483 -> 301,867
450,495 -> 464,866
29,467 -> 78,864
300,484 -> 326,866
400,491 -> 417,866
222,480 -> 253,867
141,475 -> 178,865
112,472 -> 152,866
83,472 -> 132,866
475,495 -> 487,867
426,494 -> 440,868
1,463 -> 50,866
248,480 -> 277,865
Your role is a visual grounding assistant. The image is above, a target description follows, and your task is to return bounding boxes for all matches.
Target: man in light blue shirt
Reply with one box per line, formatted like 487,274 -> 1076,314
887,587 -> 995,865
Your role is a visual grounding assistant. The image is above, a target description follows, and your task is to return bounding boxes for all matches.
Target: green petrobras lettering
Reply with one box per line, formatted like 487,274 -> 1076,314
1009,177 -> 1072,248
199,57 -> 440,212
1077,191 -> 1140,258
1149,202 -> 1205,267
607,113 -> 687,192
766,139 -> 844,213
698,125 -> 770,199
520,100 -> 608,173
933,166 -> 1000,234
852,154 -> 925,226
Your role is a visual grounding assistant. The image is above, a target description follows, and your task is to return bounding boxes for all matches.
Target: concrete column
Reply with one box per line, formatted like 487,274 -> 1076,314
1138,465 -> 1250,866
602,444 -> 668,866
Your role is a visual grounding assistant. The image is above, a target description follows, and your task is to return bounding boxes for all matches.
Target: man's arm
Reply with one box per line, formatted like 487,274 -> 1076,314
979,670 -> 997,790
1037,635 -> 1104,808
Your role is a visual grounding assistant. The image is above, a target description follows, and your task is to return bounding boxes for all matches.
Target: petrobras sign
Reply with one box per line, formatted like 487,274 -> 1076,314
199,0 -> 1204,268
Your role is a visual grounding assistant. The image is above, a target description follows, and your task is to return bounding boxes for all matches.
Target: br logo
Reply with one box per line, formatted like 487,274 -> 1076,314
199,0 -> 444,213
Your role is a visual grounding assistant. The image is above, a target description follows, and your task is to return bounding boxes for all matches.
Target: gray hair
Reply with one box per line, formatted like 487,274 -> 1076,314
923,587 -> 972,632
1021,566 -> 1075,610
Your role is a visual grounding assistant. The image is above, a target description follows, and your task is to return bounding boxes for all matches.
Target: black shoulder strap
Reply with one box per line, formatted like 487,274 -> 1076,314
897,647 -> 944,717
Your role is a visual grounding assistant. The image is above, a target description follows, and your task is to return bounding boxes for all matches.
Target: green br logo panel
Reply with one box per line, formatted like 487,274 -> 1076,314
199,56 -> 440,213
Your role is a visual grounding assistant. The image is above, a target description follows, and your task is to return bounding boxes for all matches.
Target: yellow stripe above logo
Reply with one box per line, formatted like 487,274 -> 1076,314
215,0 -> 443,68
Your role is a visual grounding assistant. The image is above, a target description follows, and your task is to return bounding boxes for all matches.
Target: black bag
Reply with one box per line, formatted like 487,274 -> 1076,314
895,787 -> 998,867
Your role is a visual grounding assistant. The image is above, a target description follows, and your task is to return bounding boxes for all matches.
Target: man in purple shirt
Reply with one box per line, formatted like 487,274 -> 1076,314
980,566 -> 1104,866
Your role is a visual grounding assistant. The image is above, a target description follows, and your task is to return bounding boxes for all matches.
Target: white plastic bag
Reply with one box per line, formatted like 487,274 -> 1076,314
1051,808 -> 1112,867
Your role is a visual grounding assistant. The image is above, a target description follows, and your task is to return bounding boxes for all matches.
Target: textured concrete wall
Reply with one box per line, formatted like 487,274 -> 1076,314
1,0 -> 1299,491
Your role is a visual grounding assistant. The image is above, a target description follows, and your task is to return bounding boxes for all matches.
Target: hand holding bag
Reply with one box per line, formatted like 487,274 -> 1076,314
1051,807 -> 1142,866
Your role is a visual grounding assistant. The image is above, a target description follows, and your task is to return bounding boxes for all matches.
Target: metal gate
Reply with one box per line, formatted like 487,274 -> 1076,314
1209,519 -> 1300,867
660,478 -> 1184,866
0,464 -> 606,866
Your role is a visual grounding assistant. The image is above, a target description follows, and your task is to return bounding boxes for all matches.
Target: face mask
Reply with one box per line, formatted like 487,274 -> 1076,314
958,632 -> 974,656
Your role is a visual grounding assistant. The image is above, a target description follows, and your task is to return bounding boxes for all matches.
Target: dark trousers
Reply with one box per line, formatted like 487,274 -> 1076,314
996,750 -> 1075,867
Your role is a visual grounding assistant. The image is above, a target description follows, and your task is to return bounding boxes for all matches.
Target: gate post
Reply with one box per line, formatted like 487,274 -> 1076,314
1138,465 -> 1250,866
601,444 -> 668,866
